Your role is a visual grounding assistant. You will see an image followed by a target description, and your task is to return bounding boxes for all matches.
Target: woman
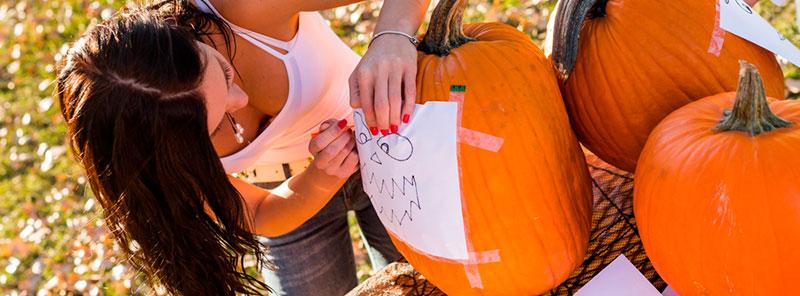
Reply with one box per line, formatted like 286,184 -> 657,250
58,8 -> 362,295
59,1 -> 432,295
148,1 -> 429,294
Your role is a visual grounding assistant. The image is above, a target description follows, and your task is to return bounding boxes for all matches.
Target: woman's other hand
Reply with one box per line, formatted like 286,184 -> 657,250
308,119 -> 359,181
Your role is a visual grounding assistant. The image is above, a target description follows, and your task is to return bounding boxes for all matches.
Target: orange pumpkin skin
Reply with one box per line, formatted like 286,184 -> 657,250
390,22 -> 593,296
553,0 -> 784,172
634,87 -> 800,293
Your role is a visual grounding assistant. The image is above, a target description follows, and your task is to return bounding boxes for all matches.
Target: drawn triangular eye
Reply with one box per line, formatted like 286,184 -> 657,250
376,134 -> 413,162
370,152 -> 382,165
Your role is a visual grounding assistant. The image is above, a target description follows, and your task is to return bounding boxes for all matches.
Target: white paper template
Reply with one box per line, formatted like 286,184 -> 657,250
662,286 -> 679,296
719,0 -> 800,66
353,102 -> 469,260
575,255 -> 662,296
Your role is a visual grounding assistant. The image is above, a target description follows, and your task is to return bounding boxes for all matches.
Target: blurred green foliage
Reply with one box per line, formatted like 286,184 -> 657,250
0,0 -> 797,294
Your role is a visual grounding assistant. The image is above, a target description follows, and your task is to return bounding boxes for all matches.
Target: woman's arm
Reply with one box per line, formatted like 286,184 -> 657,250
234,119 -> 358,237
231,168 -> 346,237
372,0 -> 431,35
350,0 -> 432,136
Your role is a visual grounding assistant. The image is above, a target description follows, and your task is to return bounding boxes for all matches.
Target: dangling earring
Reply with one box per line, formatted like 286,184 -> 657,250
225,112 -> 246,144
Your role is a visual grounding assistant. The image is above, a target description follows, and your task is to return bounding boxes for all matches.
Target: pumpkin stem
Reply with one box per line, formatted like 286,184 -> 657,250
551,0 -> 609,80
419,0 -> 474,56
715,61 -> 793,136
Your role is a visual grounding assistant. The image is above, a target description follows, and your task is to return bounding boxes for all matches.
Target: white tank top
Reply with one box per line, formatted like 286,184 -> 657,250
194,1 -> 359,173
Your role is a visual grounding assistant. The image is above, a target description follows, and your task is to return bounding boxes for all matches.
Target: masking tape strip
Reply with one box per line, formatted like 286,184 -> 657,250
386,229 -> 501,265
448,85 -> 505,153
458,127 -> 505,153
709,0 -> 727,56
448,85 -> 503,288
385,225 -> 501,288
468,249 -> 501,263
464,249 -> 502,288
449,85 -> 466,126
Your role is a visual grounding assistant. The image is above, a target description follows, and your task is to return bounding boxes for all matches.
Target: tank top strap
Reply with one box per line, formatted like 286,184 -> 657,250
193,0 -> 296,59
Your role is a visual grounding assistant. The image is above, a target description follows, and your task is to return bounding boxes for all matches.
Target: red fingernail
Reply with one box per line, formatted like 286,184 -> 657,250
402,114 -> 410,124
370,127 -> 379,135
390,125 -> 398,134
337,119 -> 348,129
381,129 -> 389,136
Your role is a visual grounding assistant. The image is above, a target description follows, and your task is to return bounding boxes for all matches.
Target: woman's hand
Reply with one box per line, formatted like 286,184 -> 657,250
349,0 -> 432,136
308,119 -> 359,182
349,33 -> 418,137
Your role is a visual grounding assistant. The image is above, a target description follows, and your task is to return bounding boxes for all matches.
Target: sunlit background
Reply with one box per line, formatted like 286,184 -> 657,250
0,0 -> 797,294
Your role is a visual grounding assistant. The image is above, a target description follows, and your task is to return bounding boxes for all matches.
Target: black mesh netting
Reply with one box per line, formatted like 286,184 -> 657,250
347,152 -> 666,296
545,152 -> 666,295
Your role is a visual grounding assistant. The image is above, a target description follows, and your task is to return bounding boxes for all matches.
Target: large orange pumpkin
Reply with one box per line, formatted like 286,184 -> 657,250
635,62 -> 800,295
548,0 -> 785,172
384,0 -> 594,295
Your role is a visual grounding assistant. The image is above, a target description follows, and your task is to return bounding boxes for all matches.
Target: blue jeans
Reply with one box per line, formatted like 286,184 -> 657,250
256,174 -> 402,296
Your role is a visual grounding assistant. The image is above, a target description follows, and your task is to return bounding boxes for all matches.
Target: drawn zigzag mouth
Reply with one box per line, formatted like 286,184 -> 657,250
362,164 -> 421,226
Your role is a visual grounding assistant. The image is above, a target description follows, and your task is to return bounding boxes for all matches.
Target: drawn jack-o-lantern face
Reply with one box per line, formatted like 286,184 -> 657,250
354,111 -> 421,226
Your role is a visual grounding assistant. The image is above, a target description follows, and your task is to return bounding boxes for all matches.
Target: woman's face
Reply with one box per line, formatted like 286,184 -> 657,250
197,42 -> 248,135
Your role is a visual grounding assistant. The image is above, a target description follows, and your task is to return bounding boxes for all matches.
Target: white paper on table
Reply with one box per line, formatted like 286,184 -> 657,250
353,102 -> 469,260
719,0 -> 800,66
662,286 -> 679,296
575,255 -> 662,296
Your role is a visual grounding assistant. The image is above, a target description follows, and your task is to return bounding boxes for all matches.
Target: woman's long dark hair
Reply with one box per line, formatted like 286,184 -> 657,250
56,7 -> 269,295
148,0 -> 239,75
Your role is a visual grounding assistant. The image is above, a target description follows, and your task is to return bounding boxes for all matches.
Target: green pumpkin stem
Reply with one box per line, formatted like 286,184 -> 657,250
551,0 -> 609,80
419,0 -> 474,56
715,61 -> 793,136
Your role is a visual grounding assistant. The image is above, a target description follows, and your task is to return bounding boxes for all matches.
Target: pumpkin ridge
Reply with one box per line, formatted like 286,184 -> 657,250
604,5 -> 717,112
463,44 -> 582,284
613,5 -> 720,103
515,128 -> 581,281
588,28 -> 643,160
583,36 -> 639,166
599,26 -> 681,124
506,62 -> 589,263
523,44 -> 590,289
512,116 -> 584,283
571,14 -> 663,168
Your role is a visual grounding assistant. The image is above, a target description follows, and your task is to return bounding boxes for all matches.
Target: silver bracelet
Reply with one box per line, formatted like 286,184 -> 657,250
369,30 -> 420,48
